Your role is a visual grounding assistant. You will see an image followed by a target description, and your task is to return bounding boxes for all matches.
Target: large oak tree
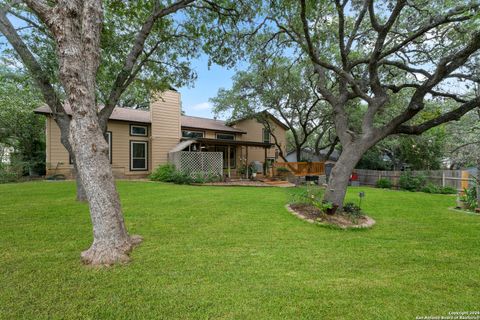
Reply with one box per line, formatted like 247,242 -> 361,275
252,0 -> 480,208
0,0 -> 254,265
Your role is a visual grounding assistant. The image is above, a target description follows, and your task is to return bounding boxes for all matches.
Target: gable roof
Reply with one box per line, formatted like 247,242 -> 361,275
181,115 -> 246,133
228,111 -> 289,131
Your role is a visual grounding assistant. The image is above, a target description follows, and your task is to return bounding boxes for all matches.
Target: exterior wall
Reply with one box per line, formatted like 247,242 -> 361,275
45,117 -> 151,179
232,118 -> 287,164
150,90 -> 181,169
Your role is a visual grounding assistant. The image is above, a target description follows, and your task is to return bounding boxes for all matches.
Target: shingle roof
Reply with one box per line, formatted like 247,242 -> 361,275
181,115 -> 246,133
34,104 -> 151,123
34,105 -> 246,133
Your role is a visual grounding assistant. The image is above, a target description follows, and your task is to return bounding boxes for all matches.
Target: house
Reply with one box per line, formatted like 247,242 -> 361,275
34,90 -> 288,179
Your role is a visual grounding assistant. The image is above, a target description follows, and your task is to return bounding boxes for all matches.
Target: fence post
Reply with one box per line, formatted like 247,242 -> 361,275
442,172 -> 445,187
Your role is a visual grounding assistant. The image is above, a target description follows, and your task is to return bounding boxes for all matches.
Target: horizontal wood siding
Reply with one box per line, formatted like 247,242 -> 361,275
233,118 -> 287,163
150,90 -> 181,169
45,117 -> 150,178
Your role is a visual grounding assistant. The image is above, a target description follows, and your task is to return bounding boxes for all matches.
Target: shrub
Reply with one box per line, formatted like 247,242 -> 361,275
343,202 -> 362,217
289,184 -> 324,206
150,164 -> 222,185
461,185 -> 477,211
149,164 -> 176,182
439,186 -> 457,194
421,183 -> 457,194
0,163 -> 22,184
399,172 -> 426,191
276,166 -> 290,173
376,178 -> 392,189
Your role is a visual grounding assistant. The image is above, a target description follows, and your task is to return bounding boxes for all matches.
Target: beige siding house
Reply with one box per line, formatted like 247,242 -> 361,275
35,90 -> 288,179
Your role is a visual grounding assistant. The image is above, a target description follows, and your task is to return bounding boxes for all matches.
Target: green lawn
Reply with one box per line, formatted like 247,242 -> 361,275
0,181 -> 479,319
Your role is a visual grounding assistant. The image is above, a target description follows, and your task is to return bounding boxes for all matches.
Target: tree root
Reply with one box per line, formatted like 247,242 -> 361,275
81,234 -> 143,266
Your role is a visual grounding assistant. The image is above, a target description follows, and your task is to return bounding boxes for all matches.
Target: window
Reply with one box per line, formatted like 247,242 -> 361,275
215,146 -> 236,169
262,128 -> 271,143
130,141 -> 148,171
69,131 -> 112,164
130,124 -> 148,137
216,133 -> 235,140
182,130 -> 204,139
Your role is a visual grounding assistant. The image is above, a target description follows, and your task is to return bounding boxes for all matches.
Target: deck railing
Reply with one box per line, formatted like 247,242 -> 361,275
273,162 -> 325,176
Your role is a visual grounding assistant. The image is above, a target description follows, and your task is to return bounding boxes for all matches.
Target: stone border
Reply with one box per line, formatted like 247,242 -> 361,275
285,204 -> 376,229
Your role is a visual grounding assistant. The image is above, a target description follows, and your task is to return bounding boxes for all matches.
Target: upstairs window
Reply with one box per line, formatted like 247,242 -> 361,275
130,124 -> 148,137
182,130 -> 204,139
216,133 -> 235,140
262,128 -> 271,143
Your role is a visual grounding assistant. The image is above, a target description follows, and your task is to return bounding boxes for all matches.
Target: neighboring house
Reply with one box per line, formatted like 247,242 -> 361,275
34,90 -> 287,179
286,147 -> 339,163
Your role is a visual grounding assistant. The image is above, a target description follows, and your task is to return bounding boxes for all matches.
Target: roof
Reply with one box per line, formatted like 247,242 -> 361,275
34,104 -> 151,123
181,115 -> 246,133
181,137 -> 273,148
34,106 -> 246,133
228,111 -> 289,131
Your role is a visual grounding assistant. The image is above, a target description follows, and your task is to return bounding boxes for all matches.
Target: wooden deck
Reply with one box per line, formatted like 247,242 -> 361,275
274,162 -> 325,176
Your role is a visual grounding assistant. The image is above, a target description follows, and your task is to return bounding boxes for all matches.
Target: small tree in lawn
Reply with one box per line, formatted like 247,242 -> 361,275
0,0 -> 254,265
253,0 -> 480,208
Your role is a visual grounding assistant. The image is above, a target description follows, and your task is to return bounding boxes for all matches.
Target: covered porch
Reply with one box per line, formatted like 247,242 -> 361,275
179,138 -> 275,178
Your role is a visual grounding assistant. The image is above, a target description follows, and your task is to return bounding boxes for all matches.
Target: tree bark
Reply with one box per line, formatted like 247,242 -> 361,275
40,0 -> 140,265
73,160 -> 87,202
323,142 -> 368,209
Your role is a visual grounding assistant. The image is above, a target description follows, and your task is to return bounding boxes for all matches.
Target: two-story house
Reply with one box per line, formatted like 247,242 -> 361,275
34,90 -> 288,179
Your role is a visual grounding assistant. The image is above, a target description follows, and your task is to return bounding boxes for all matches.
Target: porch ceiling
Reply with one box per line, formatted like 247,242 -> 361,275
181,138 -> 273,148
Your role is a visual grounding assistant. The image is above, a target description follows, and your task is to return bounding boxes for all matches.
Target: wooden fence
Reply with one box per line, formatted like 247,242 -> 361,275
355,169 -> 474,191
274,162 -> 325,177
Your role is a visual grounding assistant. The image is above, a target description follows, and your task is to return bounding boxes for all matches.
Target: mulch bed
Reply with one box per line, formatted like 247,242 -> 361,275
287,203 -> 375,229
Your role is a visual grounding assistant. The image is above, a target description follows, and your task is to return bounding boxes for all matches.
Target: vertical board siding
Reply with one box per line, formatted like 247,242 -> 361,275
150,90 -> 181,169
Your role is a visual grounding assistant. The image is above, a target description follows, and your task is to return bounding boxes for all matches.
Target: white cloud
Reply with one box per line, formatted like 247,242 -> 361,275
191,102 -> 212,111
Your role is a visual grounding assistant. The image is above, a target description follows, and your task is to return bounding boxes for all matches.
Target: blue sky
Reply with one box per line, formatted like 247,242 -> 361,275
178,55 -> 235,120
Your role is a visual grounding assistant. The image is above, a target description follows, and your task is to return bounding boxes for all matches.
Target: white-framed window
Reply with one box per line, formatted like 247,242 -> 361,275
262,128 -> 271,143
130,124 -> 148,137
130,141 -> 148,171
182,130 -> 204,139
216,133 -> 235,140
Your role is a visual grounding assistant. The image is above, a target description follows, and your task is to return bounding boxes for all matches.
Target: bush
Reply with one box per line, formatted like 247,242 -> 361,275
399,172 -> 426,191
461,185 -> 477,211
149,164 -> 176,182
289,183 -> 324,206
343,202 -> 362,217
376,178 -> 392,189
0,163 -> 23,184
150,164 -> 222,185
276,166 -> 290,173
419,183 -> 457,194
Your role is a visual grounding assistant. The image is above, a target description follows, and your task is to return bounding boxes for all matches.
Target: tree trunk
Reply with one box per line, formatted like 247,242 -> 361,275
69,112 -> 140,265
73,161 -> 87,202
296,146 -> 302,162
323,144 -> 365,209
52,0 -> 140,265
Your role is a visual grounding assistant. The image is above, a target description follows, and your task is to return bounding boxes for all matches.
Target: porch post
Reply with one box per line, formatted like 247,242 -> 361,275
246,146 -> 249,179
227,145 -> 231,178
264,147 -> 267,175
